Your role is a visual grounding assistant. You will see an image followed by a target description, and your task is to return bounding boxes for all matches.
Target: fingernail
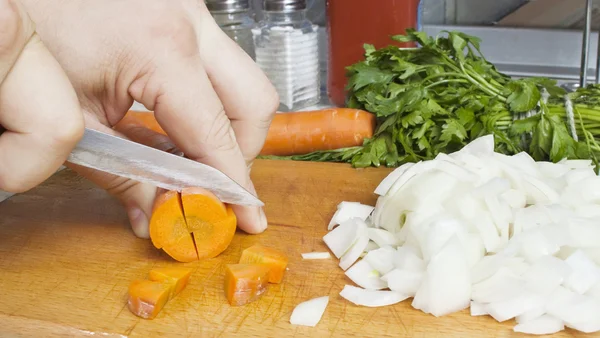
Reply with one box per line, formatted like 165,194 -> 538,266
257,207 -> 268,232
127,207 -> 150,239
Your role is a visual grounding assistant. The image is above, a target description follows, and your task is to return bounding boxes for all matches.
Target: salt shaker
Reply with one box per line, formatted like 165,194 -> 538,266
252,0 -> 320,111
206,0 -> 257,60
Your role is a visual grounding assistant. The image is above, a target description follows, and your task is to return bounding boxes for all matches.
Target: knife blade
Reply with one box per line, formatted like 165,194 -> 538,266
0,126 -> 263,206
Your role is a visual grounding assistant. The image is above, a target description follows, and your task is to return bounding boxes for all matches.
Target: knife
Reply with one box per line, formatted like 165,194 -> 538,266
0,126 -> 263,207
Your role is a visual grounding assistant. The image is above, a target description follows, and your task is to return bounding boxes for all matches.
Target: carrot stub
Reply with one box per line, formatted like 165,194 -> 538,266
238,244 -> 289,283
116,108 -> 376,157
148,188 -> 238,262
127,280 -> 172,319
224,264 -> 271,306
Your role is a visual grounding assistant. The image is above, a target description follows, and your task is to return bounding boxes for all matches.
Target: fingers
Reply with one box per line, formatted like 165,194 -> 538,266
128,53 -> 268,234
65,116 -> 159,239
197,12 -> 279,163
0,0 -> 83,193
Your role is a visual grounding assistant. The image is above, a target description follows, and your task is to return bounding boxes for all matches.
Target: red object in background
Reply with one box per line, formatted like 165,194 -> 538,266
326,0 -> 421,107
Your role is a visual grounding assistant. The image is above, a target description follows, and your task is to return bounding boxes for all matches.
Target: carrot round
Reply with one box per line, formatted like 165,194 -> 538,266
181,187 -> 237,260
238,244 -> 289,284
260,108 -> 376,156
116,108 -> 376,157
224,264 -> 271,306
127,280 -> 172,319
148,188 -> 238,262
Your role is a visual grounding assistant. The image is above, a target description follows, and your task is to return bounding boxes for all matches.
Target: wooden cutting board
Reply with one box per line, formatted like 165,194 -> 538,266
0,159 -> 584,337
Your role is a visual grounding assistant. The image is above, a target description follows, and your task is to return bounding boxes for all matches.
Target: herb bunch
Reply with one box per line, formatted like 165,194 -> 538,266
260,30 -> 600,170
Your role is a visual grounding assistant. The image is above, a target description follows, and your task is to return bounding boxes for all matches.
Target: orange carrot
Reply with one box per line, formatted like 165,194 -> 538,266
116,108 -> 376,157
148,189 -> 238,262
127,280 -> 172,319
260,108 -> 376,156
224,264 -> 271,306
181,187 -> 237,260
114,110 -> 166,135
148,190 -> 198,263
148,267 -> 192,299
238,245 -> 289,284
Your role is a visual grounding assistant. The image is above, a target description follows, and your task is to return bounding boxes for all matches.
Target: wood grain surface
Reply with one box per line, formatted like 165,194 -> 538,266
0,159 -> 589,337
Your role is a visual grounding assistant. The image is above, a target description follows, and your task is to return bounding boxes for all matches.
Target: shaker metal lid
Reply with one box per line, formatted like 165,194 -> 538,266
263,0 -> 306,12
205,0 -> 250,12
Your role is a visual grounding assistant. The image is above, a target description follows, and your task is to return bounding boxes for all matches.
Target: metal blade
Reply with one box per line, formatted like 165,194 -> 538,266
66,128 -> 263,207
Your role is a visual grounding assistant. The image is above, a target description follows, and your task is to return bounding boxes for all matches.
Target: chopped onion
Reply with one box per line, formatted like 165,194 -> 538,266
339,226 -> 370,271
374,163 -> 414,196
368,228 -> 400,247
328,201 -> 374,230
301,252 -> 331,260
563,250 -> 600,295
322,137 -> 600,335
345,259 -> 387,290
470,301 -> 487,316
412,236 -> 471,317
290,296 -> 329,327
323,218 -> 365,258
339,285 -> 408,307
363,246 -> 396,275
513,315 -> 564,335
382,269 -> 423,296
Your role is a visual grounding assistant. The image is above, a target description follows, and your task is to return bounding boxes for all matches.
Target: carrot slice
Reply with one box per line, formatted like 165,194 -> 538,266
127,280 -> 172,319
238,245 -> 289,283
148,188 -> 238,262
224,264 -> 271,306
148,267 -> 192,299
117,108 -> 376,157
181,187 -> 237,259
148,190 -> 198,262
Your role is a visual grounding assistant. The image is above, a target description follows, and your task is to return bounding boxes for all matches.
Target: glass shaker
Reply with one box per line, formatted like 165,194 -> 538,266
206,0 -> 257,60
252,0 -> 320,112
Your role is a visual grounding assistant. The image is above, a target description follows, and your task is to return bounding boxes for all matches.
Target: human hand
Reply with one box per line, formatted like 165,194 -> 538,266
20,0 -> 279,238
0,0 -> 83,193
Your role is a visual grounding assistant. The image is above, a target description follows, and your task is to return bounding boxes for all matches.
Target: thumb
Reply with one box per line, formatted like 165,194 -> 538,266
65,115 -> 175,239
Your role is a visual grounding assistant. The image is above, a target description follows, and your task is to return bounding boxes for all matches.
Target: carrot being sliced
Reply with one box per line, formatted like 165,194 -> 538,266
238,245 -> 289,284
148,188 -> 238,262
127,280 -> 172,319
148,267 -> 192,299
224,264 -> 271,306
116,108 -> 376,157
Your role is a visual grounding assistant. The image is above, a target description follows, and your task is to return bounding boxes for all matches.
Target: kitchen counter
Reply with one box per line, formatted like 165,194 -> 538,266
0,159 -> 587,337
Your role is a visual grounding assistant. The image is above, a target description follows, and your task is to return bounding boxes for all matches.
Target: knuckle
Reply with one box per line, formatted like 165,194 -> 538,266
195,108 -> 239,157
0,0 -> 32,57
48,117 -> 84,148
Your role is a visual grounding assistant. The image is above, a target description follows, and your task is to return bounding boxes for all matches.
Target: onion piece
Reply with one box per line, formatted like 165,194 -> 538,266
301,252 -> 331,260
339,226 -> 370,271
484,291 -> 545,322
563,250 -> 600,295
471,267 -> 524,303
345,259 -> 387,290
412,235 -> 471,317
513,315 -> 565,335
394,246 -> 425,271
339,285 -> 409,307
382,269 -> 423,296
470,301 -> 487,316
289,296 -> 329,327
328,201 -> 374,230
363,246 -> 396,275
374,163 -> 414,196
368,228 -> 400,247
323,218 -> 364,258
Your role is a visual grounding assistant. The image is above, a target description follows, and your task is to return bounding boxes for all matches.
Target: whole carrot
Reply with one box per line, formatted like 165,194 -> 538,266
114,108 -> 376,156
260,108 -> 376,156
